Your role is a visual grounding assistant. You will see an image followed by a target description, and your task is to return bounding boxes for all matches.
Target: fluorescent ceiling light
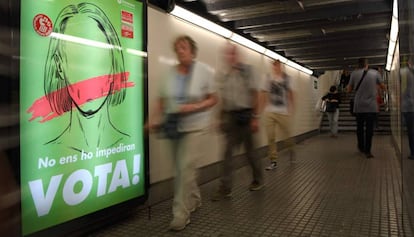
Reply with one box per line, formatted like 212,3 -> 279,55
385,0 -> 398,71
387,54 -> 393,64
385,49 -> 394,71
169,5 -> 313,75
386,64 -> 391,71
300,66 -> 313,75
385,59 -> 392,71
264,50 -> 287,63
285,59 -> 313,75
393,0 -> 398,18
171,6 -> 232,38
388,40 -> 396,55
390,17 -> 398,41
230,33 -> 266,54
286,60 -> 300,70
264,50 -> 312,75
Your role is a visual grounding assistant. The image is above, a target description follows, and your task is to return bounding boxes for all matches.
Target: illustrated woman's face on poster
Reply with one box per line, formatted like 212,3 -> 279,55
62,15 -> 113,115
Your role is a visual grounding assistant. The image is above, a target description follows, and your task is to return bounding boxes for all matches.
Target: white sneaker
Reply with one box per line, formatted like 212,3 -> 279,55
265,162 -> 277,170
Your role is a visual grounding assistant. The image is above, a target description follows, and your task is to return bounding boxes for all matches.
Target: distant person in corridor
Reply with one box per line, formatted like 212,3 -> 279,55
346,58 -> 385,158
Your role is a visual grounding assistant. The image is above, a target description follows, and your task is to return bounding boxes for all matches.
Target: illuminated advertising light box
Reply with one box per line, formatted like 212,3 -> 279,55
20,0 -> 148,235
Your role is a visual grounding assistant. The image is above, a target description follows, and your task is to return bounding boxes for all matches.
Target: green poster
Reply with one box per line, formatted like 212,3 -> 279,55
20,0 -> 146,235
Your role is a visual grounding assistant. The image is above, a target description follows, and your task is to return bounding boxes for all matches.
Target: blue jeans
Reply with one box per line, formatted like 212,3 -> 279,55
326,109 -> 339,135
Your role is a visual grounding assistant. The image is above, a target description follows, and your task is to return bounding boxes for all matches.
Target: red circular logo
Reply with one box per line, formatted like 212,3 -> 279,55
33,14 -> 53,37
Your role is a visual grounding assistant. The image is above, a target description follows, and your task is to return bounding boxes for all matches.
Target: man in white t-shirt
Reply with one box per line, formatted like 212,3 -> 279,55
260,60 -> 295,170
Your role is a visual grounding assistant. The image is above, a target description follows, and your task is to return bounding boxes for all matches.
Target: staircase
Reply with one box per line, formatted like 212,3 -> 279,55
320,92 -> 391,134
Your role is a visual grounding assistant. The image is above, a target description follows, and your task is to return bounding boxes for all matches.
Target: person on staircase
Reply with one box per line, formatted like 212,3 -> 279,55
339,69 -> 350,94
322,85 -> 341,138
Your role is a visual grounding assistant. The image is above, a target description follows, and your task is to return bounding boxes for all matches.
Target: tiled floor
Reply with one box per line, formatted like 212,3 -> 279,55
90,133 -> 411,237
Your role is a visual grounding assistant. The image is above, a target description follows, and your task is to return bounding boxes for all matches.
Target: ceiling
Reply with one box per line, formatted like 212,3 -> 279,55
174,0 -> 393,75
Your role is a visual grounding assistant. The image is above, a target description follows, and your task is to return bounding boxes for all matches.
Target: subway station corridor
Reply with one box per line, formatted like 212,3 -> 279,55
2,1 -> 414,237
90,133 -> 408,237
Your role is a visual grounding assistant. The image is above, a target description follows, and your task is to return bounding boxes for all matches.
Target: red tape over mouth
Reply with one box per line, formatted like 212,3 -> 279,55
27,72 -> 133,123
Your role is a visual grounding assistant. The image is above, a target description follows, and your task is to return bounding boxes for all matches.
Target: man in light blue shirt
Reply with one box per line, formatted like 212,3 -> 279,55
347,58 -> 386,158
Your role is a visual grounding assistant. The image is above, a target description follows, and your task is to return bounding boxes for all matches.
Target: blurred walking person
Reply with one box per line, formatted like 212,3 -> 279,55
260,59 -> 296,170
211,43 -> 263,201
146,35 -> 218,231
